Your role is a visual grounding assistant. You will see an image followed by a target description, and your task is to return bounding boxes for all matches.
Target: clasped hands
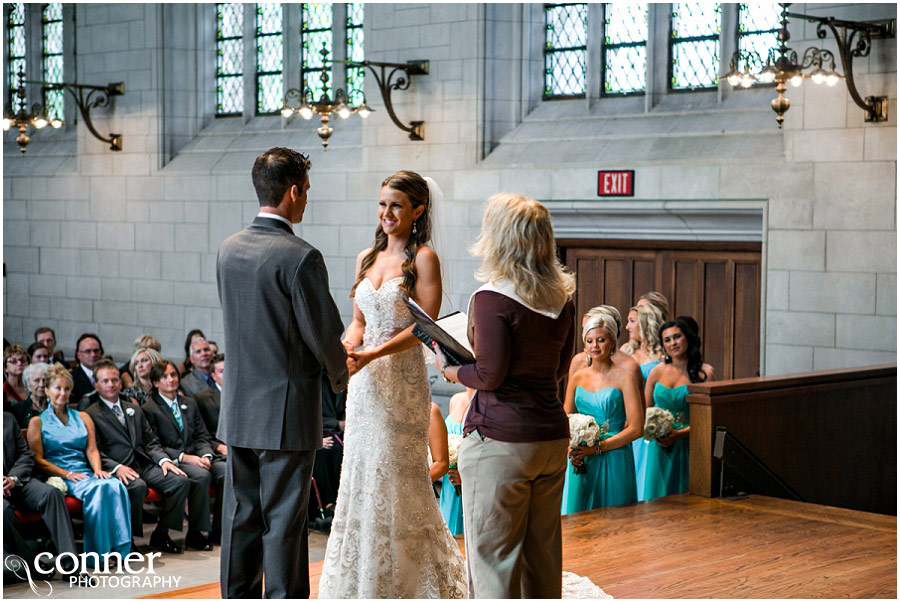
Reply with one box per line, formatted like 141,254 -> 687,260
343,340 -> 374,377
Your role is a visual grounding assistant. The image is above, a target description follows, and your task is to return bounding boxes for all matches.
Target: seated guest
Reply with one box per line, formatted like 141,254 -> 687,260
177,329 -> 206,377
207,341 -> 219,356
26,365 -> 131,563
642,317 -> 715,500
142,361 -> 224,550
34,327 -> 65,365
194,354 -> 227,542
4,410 -> 78,571
120,334 -> 163,389
194,354 -> 226,456
180,338 -> 214,397
70,334 -> 104,405
122,347 -> 164,406
83,360 -> 190,554
27,341 -> 52,365
4,345 -> 29,408
10,362 -> 50,429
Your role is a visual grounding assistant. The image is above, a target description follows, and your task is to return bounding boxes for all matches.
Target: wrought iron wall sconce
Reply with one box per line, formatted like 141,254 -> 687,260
281,44 -> 428,149
3,69 -> 124,154
723,3 -> 895,128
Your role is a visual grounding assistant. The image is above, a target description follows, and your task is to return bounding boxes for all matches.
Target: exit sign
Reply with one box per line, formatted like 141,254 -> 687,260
597,170 -> 634,197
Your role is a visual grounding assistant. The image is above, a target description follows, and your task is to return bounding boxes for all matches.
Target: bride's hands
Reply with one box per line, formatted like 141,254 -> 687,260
348,349 -> 376,376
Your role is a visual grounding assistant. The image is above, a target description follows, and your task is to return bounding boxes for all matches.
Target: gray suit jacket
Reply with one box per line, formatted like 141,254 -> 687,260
180,369 -> 212,398
216,216 -> 348,451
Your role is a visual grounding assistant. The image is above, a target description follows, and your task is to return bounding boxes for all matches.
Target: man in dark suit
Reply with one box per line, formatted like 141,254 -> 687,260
34,327 -> 65,365
179,338 -> 214,398
3,412 -> 77,571
217,147 -> 349,598
142,360 -> 225,551
195,353 -> 227,543
84,360 -> 191,554
69,333 -> 103,404
194,354 -> 226,457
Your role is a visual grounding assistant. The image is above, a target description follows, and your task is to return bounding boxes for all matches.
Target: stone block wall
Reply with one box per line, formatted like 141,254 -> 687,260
3,3 -> 896,376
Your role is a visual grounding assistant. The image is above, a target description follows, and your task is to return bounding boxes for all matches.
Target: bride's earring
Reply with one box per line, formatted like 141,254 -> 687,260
412,221 -> 418,236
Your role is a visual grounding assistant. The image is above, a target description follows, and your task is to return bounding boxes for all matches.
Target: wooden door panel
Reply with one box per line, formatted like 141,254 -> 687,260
562,241 -> 761,381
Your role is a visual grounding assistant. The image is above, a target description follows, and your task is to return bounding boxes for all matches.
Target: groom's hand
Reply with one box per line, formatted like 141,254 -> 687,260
347,355 -> 359,377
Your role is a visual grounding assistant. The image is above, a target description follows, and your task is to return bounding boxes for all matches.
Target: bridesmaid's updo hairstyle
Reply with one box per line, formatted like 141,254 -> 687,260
659,317 -> 706,383
149,360 -> 179,392
638,291 -> 670,321
251,147 -> 312,208
351,171 -> 431,299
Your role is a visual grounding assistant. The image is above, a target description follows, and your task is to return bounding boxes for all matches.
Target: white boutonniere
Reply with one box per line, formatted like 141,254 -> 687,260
180,404 -> 188,410
125,407 -> 135,416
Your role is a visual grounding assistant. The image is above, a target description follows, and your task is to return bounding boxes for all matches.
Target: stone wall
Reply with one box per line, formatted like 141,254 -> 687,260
3,3 -> 896,375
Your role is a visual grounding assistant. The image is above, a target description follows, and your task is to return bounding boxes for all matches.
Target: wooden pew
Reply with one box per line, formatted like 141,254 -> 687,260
687,364 -> 896,515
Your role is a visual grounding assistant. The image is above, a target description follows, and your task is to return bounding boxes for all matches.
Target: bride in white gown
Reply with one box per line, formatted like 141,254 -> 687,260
318,172 -> 467,598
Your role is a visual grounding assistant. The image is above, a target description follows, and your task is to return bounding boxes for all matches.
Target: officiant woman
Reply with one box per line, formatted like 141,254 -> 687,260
436,192 -> 576,598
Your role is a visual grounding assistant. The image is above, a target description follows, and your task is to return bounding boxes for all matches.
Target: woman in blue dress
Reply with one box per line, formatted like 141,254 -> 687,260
562,312 -> 643,514
621,304 -> 665,501
438,388 -> 473,535
642,317 -> 715,500
27,364 -> 131,563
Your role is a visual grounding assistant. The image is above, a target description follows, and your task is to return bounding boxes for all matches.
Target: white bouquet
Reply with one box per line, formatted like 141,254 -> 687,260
568,413 -> 601,474
643,406 -> 675,444
447,434 -> 463,496
46,476 -> 68,494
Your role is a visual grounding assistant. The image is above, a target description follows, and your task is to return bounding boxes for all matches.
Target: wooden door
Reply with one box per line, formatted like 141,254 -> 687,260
560,240 -> 762,380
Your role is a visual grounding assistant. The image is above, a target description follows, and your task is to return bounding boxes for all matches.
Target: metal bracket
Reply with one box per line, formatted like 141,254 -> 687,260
341,59 -> 429,141
41,81 -> 125,150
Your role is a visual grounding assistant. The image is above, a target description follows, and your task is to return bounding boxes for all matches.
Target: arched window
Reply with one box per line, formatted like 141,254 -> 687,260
602,3 -> 648,96
301,3 -> 332,100
669,2 -> 722,91
41,3 -> 64,122
543,3 -> 587,98
216,3 -> 244,116
256,3 -> 283,114
345,3 -> 365,106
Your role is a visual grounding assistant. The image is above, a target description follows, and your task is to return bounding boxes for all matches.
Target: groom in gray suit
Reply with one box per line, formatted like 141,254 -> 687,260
216,147 -> 349,598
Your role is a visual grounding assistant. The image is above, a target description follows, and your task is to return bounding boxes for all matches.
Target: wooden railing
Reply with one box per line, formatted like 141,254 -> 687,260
687,364 -> 897,515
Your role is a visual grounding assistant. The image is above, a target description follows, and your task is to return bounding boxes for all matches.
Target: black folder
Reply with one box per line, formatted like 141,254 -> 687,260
404,299 -> 475,366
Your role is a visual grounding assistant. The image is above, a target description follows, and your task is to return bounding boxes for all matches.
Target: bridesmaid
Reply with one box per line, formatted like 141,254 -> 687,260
636,291 -> 669,321
27,364 -> 131,564
620,304 -> 665,501
642,317 -> 714,500
439,387 -> 473,535
567,306 -> 641,385
562,312 -> 642,513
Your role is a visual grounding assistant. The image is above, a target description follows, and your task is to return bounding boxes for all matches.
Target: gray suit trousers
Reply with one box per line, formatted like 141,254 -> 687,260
220,446 -> 315,599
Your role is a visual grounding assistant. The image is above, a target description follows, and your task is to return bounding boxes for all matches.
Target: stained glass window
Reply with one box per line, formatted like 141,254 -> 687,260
543,3 -> 587,98
301,3 -> 333,100
738,3 -> 780,77
255,3 -> 283,114
345,3 -> 365,106
7,3 -> 26,113
216,3 -> 244,116
42,3 -> 64,121
602,3 -> 648,96
669,3 -> 721,91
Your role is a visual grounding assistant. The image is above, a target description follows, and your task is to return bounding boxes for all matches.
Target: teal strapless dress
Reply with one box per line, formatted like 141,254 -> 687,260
439,414 -> 464,535
40,408 -> 131,560
643,383 -> 690,500
633,360 -> 660,502
561,388 -> 637,514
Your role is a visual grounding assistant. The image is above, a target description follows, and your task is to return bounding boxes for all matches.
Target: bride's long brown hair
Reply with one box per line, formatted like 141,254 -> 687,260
350,171 -> 431,299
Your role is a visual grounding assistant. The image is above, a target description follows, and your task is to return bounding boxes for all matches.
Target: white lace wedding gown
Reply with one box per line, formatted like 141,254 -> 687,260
318,277 -> 468,599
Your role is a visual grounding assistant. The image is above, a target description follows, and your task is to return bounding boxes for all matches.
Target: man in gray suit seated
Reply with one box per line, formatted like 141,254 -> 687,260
217,147 -> 349,598
179,338 -> 214,398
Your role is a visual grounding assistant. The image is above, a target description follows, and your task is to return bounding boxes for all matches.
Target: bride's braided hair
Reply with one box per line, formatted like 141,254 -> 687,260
351,171 -> 431,299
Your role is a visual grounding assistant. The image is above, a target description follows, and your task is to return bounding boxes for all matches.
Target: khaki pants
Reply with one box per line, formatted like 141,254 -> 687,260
459,432 -> 568,599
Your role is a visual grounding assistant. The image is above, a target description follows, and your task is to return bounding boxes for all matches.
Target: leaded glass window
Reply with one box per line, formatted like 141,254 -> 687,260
256,3 -> 283,114
301,3 -> 332,100
543,3 -> 587,98
7,3 -> 26,113
601,3 -> 648,96
669,3 -> 721,91
738,3 -> 780,77
42,3 -> 64,121
345,3 -> 365,106
216,3 -> 244,116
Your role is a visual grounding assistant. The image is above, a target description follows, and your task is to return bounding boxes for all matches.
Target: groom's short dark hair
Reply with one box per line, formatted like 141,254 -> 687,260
252,147 -> 312,208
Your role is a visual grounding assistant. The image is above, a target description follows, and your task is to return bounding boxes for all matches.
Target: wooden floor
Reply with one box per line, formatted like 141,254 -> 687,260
144,494 -> 896,599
